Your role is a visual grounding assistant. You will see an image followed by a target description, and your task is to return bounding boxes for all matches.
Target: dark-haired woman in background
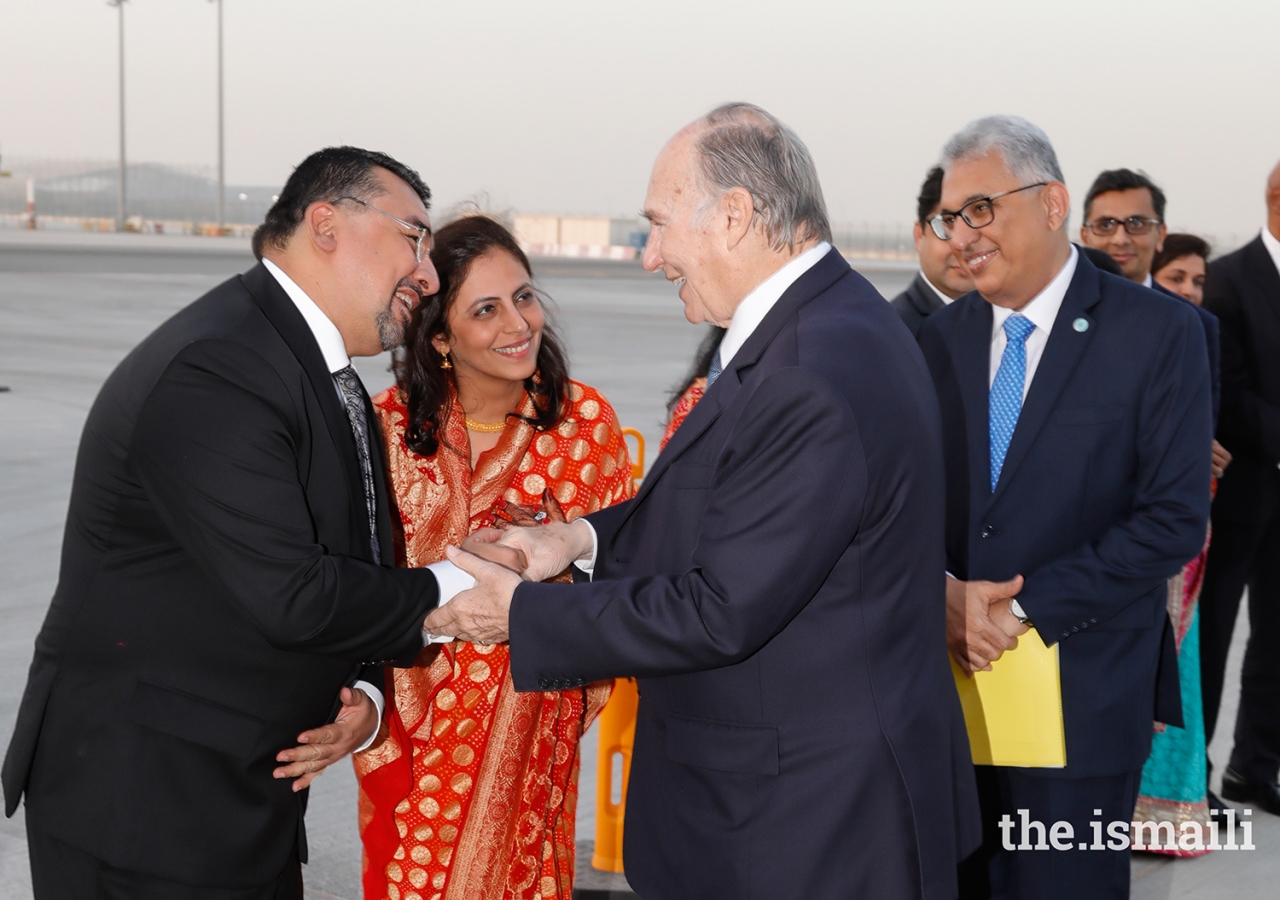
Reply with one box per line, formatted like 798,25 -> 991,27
1133,232 -> 1229,854
660,325 -> 724,449
354,216 -> 633,900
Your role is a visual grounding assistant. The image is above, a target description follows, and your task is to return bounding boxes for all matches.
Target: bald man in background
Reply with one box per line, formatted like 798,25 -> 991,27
1199,159 -> 1280,817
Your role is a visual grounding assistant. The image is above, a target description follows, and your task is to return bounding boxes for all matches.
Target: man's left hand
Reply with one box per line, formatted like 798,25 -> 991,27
274,685 -> 377,792
423,545 -> 522,644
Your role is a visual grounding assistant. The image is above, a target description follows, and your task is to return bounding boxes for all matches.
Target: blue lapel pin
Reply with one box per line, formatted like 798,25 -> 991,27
1073,317 -> 1089,333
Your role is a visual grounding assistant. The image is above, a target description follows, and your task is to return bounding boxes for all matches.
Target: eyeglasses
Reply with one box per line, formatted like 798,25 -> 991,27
928,182 -> 1048,240
1082,216 -> 1162,237
336,196 -> 431,263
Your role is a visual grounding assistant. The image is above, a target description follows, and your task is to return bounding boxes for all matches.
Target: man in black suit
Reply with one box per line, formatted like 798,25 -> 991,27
918,116 -> 1211,899
2,148 -> 472,898
1199,159 -> 1280,816
893,165 -> 975,335
1078,168 -> 1222,427
427,103 -> 981,899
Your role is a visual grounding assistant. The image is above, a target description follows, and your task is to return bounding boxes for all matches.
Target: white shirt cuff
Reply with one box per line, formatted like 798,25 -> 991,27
423,560 -> 476,644
575,519 -> 599,580
1010,598 -> 1029,621
351,679 -> 384,753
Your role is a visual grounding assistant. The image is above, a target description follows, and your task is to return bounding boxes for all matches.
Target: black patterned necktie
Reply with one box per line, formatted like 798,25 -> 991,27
333,365 -> 381,563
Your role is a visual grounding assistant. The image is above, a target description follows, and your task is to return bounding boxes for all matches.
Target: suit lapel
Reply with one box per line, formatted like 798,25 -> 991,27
953,295 -> 995,508
1243,237 -> 1280,333
988,259 -> 1101,508
241,264 -> 377,560
620,248 -> 850,520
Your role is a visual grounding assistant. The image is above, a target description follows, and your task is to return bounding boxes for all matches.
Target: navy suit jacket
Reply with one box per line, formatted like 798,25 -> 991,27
918,253 -> 1212,778
1152,280 -> 1220,427
510,250 -> 980,900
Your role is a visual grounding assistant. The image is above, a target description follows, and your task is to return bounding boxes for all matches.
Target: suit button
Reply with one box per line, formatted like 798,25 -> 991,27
1090,618 -> 1097,624
1071,626 -> 1079,633
539,678 -> 550,689
1062,632 -> 1070,638
980,524 -> 995,538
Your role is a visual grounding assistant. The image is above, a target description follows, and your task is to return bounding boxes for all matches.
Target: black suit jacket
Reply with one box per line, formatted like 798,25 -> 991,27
1203,235 -> 1280,524
1153,280 -> 1221,426
918,254 -> 1212,777
2,264 -> 439,887
891,271 -> 948,337
510,250 -> 981,900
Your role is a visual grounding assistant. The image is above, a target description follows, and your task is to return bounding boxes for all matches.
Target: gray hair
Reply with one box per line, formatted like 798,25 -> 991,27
940,115 -> 1065,186
692,102 -> 832,252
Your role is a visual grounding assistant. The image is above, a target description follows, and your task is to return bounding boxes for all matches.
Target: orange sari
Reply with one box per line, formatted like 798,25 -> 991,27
355,381 -> 633,900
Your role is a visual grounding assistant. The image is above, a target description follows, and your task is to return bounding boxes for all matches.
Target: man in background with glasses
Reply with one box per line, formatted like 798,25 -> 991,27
917,116 -> 1212,899
891,165 -> 975,336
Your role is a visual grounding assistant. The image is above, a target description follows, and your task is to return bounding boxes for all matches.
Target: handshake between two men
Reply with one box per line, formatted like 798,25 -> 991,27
421,516 -> 598,646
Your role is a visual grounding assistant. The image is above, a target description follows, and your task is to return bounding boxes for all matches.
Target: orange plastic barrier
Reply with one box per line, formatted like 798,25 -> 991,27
621,428 -> 645,488
592,677 -> 638,872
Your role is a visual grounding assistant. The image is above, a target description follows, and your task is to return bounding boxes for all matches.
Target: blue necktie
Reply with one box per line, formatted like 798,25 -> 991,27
989,315 -> 1036,492
706,347 -> 724,387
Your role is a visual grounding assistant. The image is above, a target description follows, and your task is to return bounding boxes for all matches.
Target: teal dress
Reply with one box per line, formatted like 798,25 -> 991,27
1133,547 -> 1212,856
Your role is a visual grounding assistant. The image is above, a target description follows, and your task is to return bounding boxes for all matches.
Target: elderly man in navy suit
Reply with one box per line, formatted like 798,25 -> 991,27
917,116 -> 1212,900
425,103 -> 981,900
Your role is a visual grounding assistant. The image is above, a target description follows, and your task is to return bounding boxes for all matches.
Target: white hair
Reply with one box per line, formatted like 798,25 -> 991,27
691,102 -> 832,252
940,115 -> 1064,185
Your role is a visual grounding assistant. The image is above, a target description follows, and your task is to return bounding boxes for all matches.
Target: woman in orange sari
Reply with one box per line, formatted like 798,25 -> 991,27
354,216 -> 633,900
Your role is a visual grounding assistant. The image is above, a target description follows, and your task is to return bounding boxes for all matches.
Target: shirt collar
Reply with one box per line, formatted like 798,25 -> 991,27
921,272 -> 957,306
718,242 -> 832,368
991,244 -> 1078,338
1261,225 -> 1280,279
1142,272 -> 1153,288
262,258 -> 351,373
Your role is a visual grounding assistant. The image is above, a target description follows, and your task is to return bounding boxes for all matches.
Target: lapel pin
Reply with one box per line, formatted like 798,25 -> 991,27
1072,317 -> 1090,333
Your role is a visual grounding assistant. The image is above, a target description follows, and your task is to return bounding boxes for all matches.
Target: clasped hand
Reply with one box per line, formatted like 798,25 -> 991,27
420,519 -> 595,644
946,574 -> 1029,676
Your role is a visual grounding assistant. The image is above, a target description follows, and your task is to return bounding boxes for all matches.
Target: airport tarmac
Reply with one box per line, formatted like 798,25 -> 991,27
0,230 -> 1271,899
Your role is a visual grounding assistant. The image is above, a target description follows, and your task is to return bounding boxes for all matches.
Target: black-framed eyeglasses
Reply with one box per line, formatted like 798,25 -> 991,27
335,196 -> 431,263
1082,216 -> 1162,237
928,182 -> 1048,240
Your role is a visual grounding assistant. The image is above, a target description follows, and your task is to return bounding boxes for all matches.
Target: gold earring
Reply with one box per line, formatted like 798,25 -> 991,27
440,352 -> 452,370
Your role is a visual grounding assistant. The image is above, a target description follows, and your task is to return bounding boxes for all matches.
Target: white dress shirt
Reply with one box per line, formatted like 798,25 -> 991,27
1261,224 -> 1280,280
922,273 -> 957,306
986,246 -> 1077,622
263,260 -> 473,746
988,246 -> 1078,390
577,242 -> 834,576
1142,272 -> 1153,289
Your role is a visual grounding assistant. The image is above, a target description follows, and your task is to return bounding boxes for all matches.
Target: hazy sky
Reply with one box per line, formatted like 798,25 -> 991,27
3,0 -> 1278,244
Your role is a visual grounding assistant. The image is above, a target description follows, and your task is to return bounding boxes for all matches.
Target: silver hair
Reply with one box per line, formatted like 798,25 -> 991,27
692,102 -> 832,252
940,115 -> 1065,185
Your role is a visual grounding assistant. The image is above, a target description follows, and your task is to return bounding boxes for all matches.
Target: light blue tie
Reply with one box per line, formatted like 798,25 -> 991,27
989,314 -> 1036,492
706,347 -> 724,387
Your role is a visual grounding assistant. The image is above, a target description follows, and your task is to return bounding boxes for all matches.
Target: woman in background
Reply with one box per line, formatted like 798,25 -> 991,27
1134,232 -> 1228,854
355,216 -> 633,900
660,325 -> 724,450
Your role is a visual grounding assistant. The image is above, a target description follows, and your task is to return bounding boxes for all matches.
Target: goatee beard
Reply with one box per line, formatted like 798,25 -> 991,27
376,305 -> 403,351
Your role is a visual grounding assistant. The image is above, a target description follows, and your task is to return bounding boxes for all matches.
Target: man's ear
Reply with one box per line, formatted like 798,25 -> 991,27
1043,182 -> 1071,232
1155,223 -> 1167,254
306,201 -> 340,255
913,220 -> 925,253
723,187 -> 756,251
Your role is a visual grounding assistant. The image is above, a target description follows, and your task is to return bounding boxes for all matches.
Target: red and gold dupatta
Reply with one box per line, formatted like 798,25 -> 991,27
355,381 -> 632,900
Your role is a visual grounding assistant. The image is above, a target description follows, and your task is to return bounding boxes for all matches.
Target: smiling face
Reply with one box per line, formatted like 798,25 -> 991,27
913,215 -> 973,299
1153,253 -> 1207,304
941,150 -> 1071,309
1079,188 -> 1167,283
640,132 -> 741,326
329,168 -> 440,356
432,249 -> 545,395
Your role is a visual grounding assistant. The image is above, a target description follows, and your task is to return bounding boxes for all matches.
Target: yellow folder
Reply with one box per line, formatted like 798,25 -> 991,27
951,629 -> 1067,768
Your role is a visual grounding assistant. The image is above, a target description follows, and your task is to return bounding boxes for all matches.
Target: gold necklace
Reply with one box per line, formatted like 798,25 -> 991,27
464,416 -> 507,433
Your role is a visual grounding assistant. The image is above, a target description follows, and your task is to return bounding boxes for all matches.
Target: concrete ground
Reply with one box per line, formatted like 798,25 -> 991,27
0,230 -> 1272,898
